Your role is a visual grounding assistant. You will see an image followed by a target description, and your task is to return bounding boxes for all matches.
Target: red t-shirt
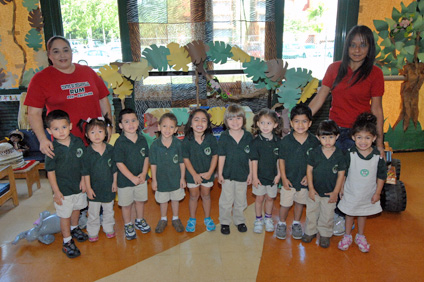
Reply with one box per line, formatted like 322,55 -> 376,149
25,64 -> 109,140
322,61 -> 384,128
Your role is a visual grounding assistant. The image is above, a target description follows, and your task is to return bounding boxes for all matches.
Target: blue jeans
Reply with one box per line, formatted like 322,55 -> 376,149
336,127 -> 354,153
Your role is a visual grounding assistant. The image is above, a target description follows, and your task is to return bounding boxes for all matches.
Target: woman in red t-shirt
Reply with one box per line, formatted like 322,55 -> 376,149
309,25 -> 384,156
25,36 -> 112,158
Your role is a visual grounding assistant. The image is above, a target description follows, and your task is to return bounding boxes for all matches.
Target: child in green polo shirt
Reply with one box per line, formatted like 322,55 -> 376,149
114,108 -> 151,240
302,120 -> 346,248
150,113 -> 186,233
218,104 -> 253,235
276,104 -> 320,240
81,116 -> 117,242
45,110 -> 88,259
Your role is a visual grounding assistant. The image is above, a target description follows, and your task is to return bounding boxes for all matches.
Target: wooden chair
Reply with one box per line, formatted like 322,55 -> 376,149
0,166 -> 19,207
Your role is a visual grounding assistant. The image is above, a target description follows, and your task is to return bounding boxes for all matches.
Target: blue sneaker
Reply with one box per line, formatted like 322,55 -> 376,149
204,217 -> 216,231
186,218 -> 196,232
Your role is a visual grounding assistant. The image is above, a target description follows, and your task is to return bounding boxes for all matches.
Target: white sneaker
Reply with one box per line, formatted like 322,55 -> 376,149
264,218 -> 275,232
253,219 -> 264,233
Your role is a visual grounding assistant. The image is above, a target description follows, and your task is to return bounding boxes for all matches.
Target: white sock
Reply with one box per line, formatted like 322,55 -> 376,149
70,225 -> 78,230
63,236 -> 72,244
161,216 -> 167,221
278,221 -> 286,226
172,216 -> 178,220
292,220 -> 300,225
125,222 -> 132,226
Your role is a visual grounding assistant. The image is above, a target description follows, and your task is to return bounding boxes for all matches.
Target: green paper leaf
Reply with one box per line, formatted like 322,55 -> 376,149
277,88 -> 300,111
382,53 -> 395,63
395,41 -> 405,51
394,30 -> 406,41
390,67 -> 399,75
381,65 -> 391,76
21,68 -> 36,87
384,43 -> 395,54
243,57 -> 267,82
171,108 -> 189,126
374,20 -> 389,31
419,0 -> 424,13
417,53 -> 424,62
284,67 -> 313,89
142,44 -> 170,72
206,41 -> 232,64
403,45 -> 416,55
378,30 -> 389,39
381,37 -> 392,47
386,18 -> 397,29
401,2 -> 408,14
392,7 -> 402,22
22,0 -> 39,12
407,1 -> 417,13
405,53 -> 414,63
25,28 -> 42,51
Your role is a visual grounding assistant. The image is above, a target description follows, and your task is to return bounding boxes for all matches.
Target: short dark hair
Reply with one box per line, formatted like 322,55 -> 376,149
290,103 -> 312,121
118,108 -> 137,124
316,120 -> 340,136
45,110 -> 70,128
159,112 -> 178,126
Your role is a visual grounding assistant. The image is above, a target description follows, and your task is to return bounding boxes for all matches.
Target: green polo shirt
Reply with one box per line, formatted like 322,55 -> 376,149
307,146 -> 346,197
345,147 -> 387,180
250,134 -> 280,186
217,129 -> 253,182
279,131 -> 320,190
45,134 -> 85,196
114,133 -> 149,188
150,136 -> 183,192
82,144 -> 117,202
182,133 -> 218,184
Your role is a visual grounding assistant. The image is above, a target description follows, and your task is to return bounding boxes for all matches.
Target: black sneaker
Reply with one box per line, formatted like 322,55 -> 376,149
71,227 -> 88,242
135,218 -> 151,234
237,223 -> 247,233
125,223 -> 137,240
221,224 -> 230,235
62,239 -> 81,258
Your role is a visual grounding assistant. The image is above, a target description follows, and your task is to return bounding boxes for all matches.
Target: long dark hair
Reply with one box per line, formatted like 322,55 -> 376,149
184,108 -> 213,140
332,25 -> 376,89
251,108 -> 282,136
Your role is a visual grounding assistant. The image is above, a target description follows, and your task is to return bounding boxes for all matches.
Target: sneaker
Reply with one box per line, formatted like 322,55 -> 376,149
88,236 -> 98,242
186,218 -> 196,233
253,219 -> 264,234
135,218 -> 151,234
172,219 -> 184,233
291,223 -> 302,239
71,227 -> 88,242
355,234 -> 370,253
319,236 -> 331,248
124,223 -> 137,240
204,217 -> 216,231
264,218 -> 275,232
237,223 -> 247,233
275,223 -> 287,240
155,220 -> 168,233
338,234 -> 353,251
221,224 -> 230,235
301,233 -> 316,243
333,214 -> 346,236
106,232 -> 116,239
62,239 -> 81,258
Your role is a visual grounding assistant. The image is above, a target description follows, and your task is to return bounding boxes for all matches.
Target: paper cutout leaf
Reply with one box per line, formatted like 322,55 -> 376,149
277,88 -> 301,111
207,107 -> 226,126
207,41 -> 232,64
231,46 -> 251,63
284,67 -> 313,89
299,78 -> 319,103
22,0 -> 38,11
142,125 -> 158,137
120,60 -> 151,81
2,71 -> 18,88
243,57 -> 267,82
34,50 -> 48,68
98,64 -> 123,88
185,40 -> 209,65
144,113 -> 158,128
142,45 -> 170,72
0,0 -> 13,4
150,108 -> 171,120
0,52 -> 8,69
28,7 -> 43,31
113,77 -> 133,100
21,68 -> 36,87
172,108 -> 190,126
167,42 -> 191,72
0,68 -> 6,87
141,131 -> 156,147
25,28 -> 43,51
265,59 -> 288,82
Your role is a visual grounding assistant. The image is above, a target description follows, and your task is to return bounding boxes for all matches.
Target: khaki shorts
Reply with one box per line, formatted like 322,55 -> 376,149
155,188 -> 185,204
187,182 -> 213,189
280,187 -> 307,207
54,193 -> 88,218
118,183 -> 148,207
252,184 -> 278,198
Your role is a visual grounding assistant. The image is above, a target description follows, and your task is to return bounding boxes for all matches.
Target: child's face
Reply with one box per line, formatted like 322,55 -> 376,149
159,117 -> 178,138
10,135 -> 20,143
86,125 -> 106,145
47,119 -> 72,141
352,131 -> 376,152
119,113 -> 139,134
191,111 -> 208,135
290,114 -> 311,134
318,134 -> 338,149
226,116 -> 243,131
257,115 -> 277,136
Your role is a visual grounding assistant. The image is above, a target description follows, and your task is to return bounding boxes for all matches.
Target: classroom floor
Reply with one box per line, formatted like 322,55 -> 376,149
0,152 -> 423,282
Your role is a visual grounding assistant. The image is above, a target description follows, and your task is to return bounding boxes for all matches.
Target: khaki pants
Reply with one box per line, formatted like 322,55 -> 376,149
305,195 -> 336,237
219,180 -> 247,225
87,200 -> 115,237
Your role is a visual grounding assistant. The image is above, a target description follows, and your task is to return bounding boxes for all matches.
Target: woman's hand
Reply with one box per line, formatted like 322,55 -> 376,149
53,191 -> 64,205
40,138 -> 55,159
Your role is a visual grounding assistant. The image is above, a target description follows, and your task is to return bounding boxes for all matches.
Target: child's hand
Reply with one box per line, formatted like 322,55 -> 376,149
300,176 -> 308,186
138,173 -> 146,184
80,180 -> 86,193
325,191 -> 338,203
339,188 -> 344,199
273,175 -> 280,185
199,172 -> 212,181
180,178 -> 186,189
193,173 -> 203,185
53,191 -> 64,205
308,189 -> 317,201
131,175 -> 141,186
371,193 -> 381,204
218,174 -> 225,184
252,177 -> 261,188
86,188 -> 96,200
152,179 -> 158,191
112,183 -> 117,193
246,173 -> 252,185
282,178 -> 292,191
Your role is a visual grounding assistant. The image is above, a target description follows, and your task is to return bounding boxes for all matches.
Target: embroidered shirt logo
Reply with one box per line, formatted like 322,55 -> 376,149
76,148 -> 83,158
306,147 -> 313,156
173,154 -> 179,164
244,145 -> 250,154
204,147 -> 211,156
360,169 -> 369,177
108,159 -> 112,167
140,148 -> 146,157
273,148 -> 279,156
332,164 -> 338,174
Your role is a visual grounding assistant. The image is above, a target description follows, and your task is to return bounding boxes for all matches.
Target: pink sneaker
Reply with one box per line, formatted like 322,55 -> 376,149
338,234 -> 352,251
355,234 -> 370,253
89,236 -> 99,242
106,232 -> 116,239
